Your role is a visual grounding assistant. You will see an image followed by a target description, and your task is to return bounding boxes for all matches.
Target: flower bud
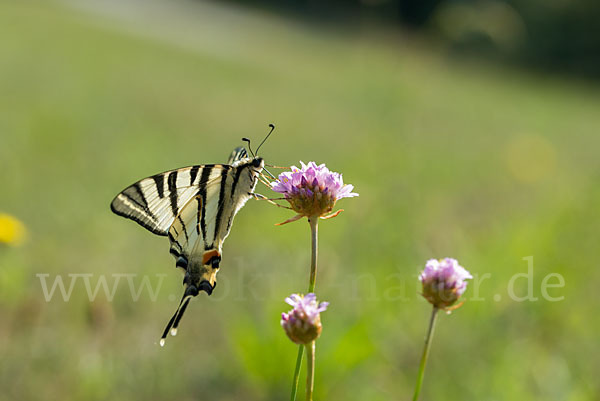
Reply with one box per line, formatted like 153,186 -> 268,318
281,293 -> 329,345
420,258 -> 472,309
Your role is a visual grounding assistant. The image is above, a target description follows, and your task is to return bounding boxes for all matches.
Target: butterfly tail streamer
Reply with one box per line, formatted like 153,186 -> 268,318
160,293 -> 192,346
172,296 -> 194,334
160,312 -> 178,347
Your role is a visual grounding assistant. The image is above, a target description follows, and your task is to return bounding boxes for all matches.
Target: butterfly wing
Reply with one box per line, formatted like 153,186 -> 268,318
110,165 -> 225,236
227,147 -> 249,165
111,157 -> 262,277
111,145 -> 252,235
110,152 -> 264,345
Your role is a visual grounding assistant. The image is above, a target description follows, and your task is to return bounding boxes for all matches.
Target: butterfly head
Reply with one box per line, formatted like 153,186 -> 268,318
250,156 -> 265,173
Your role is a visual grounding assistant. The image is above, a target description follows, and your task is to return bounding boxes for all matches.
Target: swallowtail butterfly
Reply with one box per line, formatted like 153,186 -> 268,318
111,130 -> 275,345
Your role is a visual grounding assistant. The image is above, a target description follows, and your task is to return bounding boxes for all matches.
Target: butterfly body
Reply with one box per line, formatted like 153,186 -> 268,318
166,156 -> 264,296
110,148 -> 264,343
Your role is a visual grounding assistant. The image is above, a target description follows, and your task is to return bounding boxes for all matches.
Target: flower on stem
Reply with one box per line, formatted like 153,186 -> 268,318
419,258 -> 472,310
271,162 -> 358,224
281,293 -> 329,345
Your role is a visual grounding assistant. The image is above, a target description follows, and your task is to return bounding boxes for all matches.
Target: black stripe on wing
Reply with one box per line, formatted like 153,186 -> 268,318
214,166 -> 230,240
110,183 -> 167,236
189,165 -> 200,186
153,174 -> 165,198
168,170 -> 179,217
198,166 -> 213,245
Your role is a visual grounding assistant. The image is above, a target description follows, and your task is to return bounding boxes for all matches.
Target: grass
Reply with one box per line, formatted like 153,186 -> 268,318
0,1 -> 599,400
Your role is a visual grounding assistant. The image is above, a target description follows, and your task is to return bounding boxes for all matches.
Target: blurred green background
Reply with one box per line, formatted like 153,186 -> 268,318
1,0 -> 599,400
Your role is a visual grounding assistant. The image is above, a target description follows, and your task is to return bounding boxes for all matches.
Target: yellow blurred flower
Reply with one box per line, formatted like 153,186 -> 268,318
0,213 -> 27,246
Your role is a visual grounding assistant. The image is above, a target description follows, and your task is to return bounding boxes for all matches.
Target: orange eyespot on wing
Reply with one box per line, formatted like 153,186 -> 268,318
202,250 -> 221,265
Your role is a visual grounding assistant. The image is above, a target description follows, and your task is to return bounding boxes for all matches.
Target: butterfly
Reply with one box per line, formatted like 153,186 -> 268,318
110,127 -> 277,345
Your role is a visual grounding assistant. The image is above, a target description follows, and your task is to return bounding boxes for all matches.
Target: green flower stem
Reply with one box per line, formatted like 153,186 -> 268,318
308,217 -> 318,292
290,346 -> 304,401
412,307 -> 439,401
305,341 -> 316,401
290,217 -> 319,401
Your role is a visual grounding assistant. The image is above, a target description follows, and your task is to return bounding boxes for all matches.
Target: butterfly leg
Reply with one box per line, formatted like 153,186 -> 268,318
258,173 -> 274,188
265,164 -> 290,169
251,193 -> 292,210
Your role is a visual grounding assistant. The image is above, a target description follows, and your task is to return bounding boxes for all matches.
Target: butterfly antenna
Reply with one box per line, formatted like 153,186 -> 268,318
255,123 -> 275,155
242,138 -> 255,157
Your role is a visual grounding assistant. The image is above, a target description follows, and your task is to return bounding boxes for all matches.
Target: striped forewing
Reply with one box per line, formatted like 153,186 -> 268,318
110,164 -> 227,237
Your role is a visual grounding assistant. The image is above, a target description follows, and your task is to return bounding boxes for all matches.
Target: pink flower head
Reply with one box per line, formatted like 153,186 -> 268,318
420,258 -> 472,310
271,162 -> 358,223
280,293 -> 329,344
